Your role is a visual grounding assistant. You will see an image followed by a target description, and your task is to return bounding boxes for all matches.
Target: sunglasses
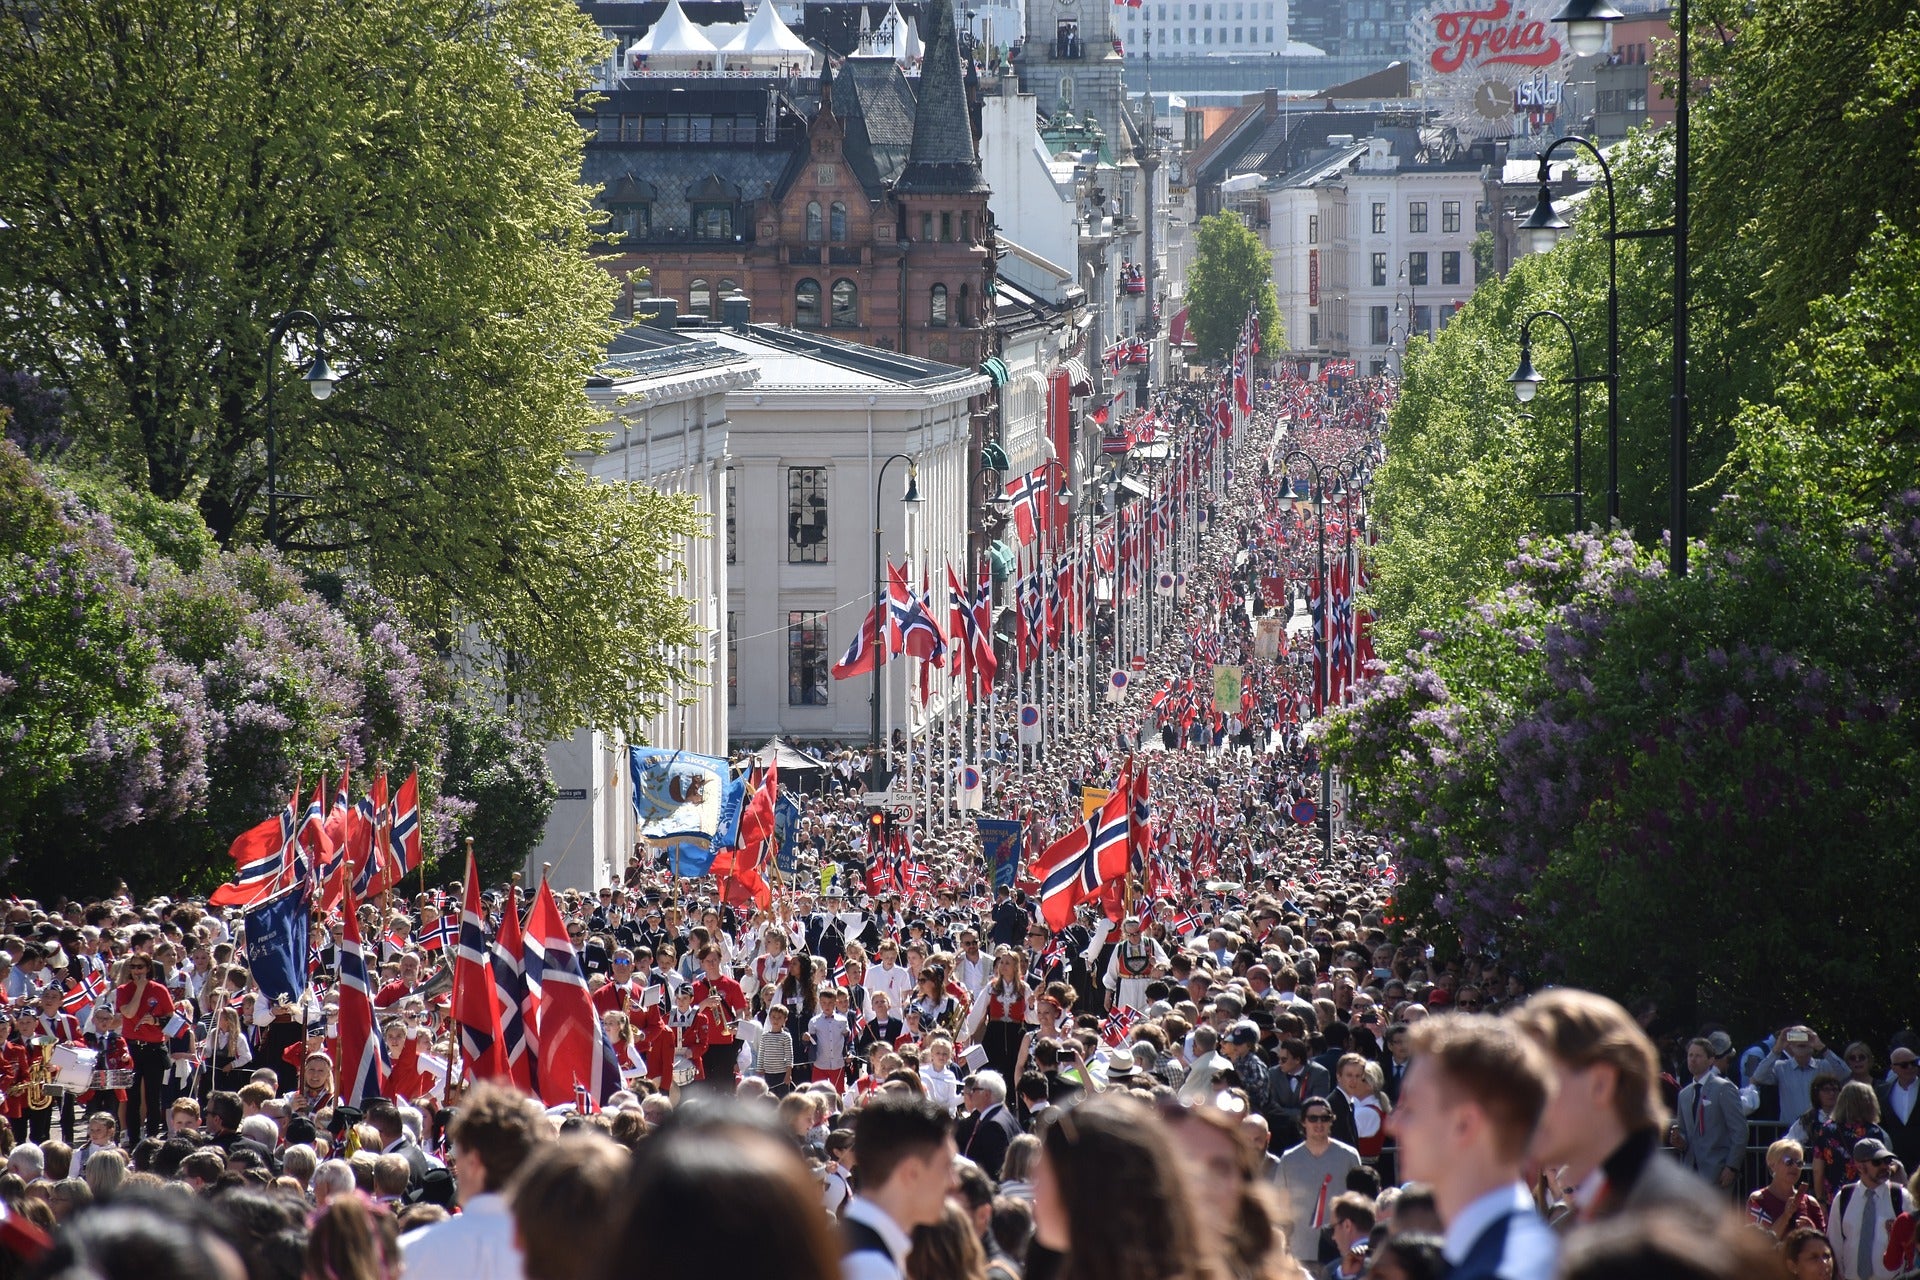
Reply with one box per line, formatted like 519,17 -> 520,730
1304,1113 -> 1334,1123
1894,1061 -> 1919,1070
1457,1000 -> 1483,1010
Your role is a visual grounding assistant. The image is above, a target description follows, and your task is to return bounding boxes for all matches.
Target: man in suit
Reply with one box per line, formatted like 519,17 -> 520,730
1876,1046 -> 1920,1169
1510,990 -> 1726,1226
1376,1022 -> 1414,1104
1673,1036 -> 1747,1192
1270,1037 -> 1334,1147
986,888 -> 1027,949
1387,1015 -> 1557,1280
365,1097 -> 440,1191
953,1071 -> 1021,1179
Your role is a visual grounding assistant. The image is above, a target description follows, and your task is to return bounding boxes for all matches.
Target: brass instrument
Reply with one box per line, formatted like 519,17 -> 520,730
24,1035 -> 55,1111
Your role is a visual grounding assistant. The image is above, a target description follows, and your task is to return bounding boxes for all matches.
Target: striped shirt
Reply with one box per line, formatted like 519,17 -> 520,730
756,1028 -> 794,1079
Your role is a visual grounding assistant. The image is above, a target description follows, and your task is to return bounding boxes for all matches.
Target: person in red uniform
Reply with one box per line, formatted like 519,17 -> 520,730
691,945 -> 746,1093
648,985 -> 712,1095
115,954 -> 175,1140
4,1007 -> 46,1142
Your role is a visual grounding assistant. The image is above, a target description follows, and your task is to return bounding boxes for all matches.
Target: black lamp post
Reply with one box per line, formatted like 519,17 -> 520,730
1276,449 -> 1334,859
1509,308 -> 1603,531
1532,0 -> 1689,570
263,310 -> 340,547
868,453 -> 920,794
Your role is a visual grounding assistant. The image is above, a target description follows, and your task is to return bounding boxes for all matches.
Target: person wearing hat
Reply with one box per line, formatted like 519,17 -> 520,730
1828,1136 -> 1911,1280
1877,1047 -> 1920,1170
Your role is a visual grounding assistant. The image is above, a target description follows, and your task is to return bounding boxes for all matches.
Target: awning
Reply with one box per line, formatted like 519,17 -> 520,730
981,356 -> 1010,386
986,540 -> 1017,578
1117,475 -> 1151,499
1061,357 -> 1092,394
980,440 -> 1011,472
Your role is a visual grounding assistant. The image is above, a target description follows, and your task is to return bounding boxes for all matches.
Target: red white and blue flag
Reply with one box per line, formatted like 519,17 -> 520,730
1031,776 -> 1131,931
336,872 -> 386,1107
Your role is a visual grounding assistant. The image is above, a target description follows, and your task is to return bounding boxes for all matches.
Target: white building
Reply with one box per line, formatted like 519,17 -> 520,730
1113,0 -> 1288,58
1265,133 -> 1488,373
529,327 -> 761,892
701,318 -> 989,748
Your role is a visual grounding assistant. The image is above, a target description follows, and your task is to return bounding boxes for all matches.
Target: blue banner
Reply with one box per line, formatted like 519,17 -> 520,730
631,748 -> 734,876
774,792 -> 803,875
243,883 -> 311,1005
977,818 -> 1025,891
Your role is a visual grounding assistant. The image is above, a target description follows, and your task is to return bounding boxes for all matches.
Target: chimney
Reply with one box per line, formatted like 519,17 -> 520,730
642,297 -> 679,329
721,289 -> 752,329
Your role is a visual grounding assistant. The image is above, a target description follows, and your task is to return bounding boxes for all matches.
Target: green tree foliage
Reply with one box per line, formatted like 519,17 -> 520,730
0,0 -> 701,738
1185,212 -> 1283,360
436,704 -> 559,888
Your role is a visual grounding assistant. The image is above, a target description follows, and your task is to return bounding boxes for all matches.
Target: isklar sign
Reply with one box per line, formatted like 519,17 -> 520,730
1416,0 -> 1573,142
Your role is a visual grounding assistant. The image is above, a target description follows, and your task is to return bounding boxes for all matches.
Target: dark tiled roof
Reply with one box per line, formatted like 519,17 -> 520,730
895,0 -> 986,194
835,57 -> 918,199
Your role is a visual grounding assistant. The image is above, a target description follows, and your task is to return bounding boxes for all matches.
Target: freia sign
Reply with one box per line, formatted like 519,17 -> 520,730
1426,0 -> 1563,74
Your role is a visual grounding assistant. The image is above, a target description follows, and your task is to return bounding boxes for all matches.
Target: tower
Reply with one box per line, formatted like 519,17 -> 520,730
896,0 -> 994,367
1016,0 -> 1128,146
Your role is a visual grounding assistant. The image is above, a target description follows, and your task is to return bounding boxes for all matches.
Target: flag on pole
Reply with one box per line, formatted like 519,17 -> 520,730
525,878 -> 598,1107
335,871 -> 385,1106
453,849 -> 505,1081
492,885 -> 535,1092
957,764 -> 984,811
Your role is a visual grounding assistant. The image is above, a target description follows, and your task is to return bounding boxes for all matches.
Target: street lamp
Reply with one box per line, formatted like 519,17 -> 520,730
1508,309 -> 1600,531
264,310 -> 342,547
868,453 -> 920,794
1537,0 -> 1690,572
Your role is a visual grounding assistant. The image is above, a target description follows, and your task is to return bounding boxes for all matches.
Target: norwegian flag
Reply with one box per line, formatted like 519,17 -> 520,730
1101,1004 -> 1141,1047
211,793 -> 298,906
970,582 -> 998,694
526,879 -> 607,1108
454,850 -> 506,1081
323,767 -> 355,853
946,562 -> 994,702
61,970 -> 109,1020
889,563 -> 946,665
1032,779 -> 1131,931
492,884 -> 536,1092
298,779 -> 335,874
385,772 -> 423,889
1171,908 -> 1206,938
412,916 -> 458,952
1039,938 -> 1066,970
336,870 -> 386,1107
830,603 -> 888,680
1127,757 -> 1153,875
1004,466 -> 1049,547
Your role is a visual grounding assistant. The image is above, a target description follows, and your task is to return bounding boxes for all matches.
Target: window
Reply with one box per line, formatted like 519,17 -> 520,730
1442,200 -> 1461,233
1407,251 -> 1428,286
1203,26 -> 1212,42
806,201 -> 823,241
1475,200 -> 1491,233
831,278 -> 859,327
1441,250 -> 1461,284
610,203 -> 650,239
1371,305 -> 1390,345
921,212 -> 935,241
1234,26 -> 1242,40
727,612 -> 738,706
795,278 -> 823,327
1308,214 -> 1319,245
1412,304 -> 1432,338
930,283 -> 949,327
788,611 -> 829,705
718,278 -> 739,308
1408,201 -> 1428,233
830,201 -> 848,242
1371,252 -> 1387,287
1308,313 -> 1320,345
725,466 -> 736,564
689,278 -> 712,317
787,467 -> 828,563
693,204 -> 734,240
1371,202 -> 1386,234
940,211 -> 953,241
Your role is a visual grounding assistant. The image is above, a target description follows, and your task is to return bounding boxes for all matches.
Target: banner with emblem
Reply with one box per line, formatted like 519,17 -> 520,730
976,818 -> 1025,891
1212,664 -> 1244,711
773,792 -> 803,875
629,747 -> 734,876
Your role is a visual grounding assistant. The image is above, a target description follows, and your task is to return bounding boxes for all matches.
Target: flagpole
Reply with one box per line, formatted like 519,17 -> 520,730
450,837 -> 471,1091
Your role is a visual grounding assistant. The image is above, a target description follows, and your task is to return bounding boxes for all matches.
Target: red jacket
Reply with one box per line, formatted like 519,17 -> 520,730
115,980 -> 175,1043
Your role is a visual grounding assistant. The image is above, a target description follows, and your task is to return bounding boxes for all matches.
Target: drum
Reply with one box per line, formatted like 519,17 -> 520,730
93,1069 -> 137,1089
672,1054 -> 698,1086
50,1044 -> 98,1092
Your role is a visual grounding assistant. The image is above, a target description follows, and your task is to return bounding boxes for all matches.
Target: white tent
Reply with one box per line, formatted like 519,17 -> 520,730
721,3 -> 815,73
901,15 -> 922,62
630,0 -> 717,71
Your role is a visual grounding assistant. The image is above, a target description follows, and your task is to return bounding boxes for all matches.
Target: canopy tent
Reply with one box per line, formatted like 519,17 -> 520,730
630,0 -> 718,72
722,2 -> 817,73
744,738 -> 831,789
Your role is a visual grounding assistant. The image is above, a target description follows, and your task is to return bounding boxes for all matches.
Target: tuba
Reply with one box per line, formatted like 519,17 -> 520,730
24,1036 -> 55,1111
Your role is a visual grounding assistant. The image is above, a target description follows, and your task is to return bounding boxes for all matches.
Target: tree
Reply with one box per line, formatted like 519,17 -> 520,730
436,704 -> 558,887
1184,212 -> 1283,360
0,0 -> 701,738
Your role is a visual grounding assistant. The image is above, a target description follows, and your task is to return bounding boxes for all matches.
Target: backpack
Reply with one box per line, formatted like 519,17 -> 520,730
1835,1180 -> 1912,1233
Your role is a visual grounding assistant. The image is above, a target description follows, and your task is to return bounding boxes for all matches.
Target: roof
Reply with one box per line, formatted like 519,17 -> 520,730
595,324 -> 761,386
699,322 -> 986,393
1317,60 -> 1411,101
894,0 -> 987,194
724,2 -> 812,55
832,57 -> 919,199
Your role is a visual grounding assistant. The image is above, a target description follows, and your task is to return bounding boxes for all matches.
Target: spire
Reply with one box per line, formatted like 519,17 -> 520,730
895,0 -> 986,194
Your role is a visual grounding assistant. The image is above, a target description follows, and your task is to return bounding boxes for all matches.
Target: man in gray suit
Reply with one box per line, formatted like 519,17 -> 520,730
1672,1036 -> 1747,1191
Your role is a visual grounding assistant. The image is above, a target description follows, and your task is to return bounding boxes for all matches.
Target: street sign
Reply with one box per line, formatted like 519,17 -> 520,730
556,788 -> 588,800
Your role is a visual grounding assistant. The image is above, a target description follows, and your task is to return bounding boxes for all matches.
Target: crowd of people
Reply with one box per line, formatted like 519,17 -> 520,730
2,376 -> 1917,1280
